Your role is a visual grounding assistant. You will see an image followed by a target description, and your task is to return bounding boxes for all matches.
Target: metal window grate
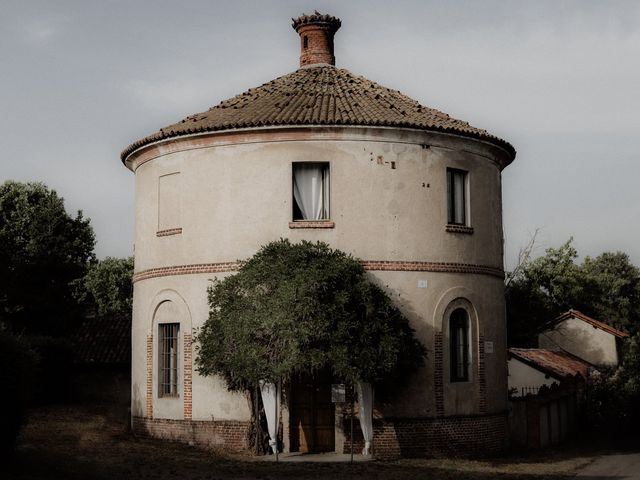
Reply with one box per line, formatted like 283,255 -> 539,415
159,323 -> 179,397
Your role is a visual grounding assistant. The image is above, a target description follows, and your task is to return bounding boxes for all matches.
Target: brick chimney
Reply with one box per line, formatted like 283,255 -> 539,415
292,12 -> 341,67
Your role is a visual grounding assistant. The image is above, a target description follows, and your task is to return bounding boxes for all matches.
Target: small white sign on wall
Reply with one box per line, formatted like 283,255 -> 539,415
485,341 -> 494,354
417,279 -> 428,288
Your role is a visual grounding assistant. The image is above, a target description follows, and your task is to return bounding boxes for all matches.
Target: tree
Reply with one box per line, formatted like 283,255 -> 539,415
80,257 -> 134,317
194,239 -> 426,392
0,181 -> 95,335
506,238 -> 640,346
581,252 -> 640,336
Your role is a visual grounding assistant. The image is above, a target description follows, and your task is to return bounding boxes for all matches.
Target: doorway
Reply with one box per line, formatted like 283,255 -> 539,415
290,370 -> 335,453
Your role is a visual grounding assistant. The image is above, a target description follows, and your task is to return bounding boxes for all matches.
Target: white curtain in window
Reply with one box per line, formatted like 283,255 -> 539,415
259,380 -> 279,454
293,164 -> 326,220
453,172 -> 465,223
357,382 -> 374,455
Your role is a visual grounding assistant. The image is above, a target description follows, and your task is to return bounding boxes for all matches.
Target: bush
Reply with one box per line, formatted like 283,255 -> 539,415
584,334 -> 640,443
0,330 -> 37,456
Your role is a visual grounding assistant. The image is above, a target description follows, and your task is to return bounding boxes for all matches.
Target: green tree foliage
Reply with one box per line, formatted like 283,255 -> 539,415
506,238 -> 640,346
195,240 -> 426,392
0,181 -> 95,335
585,333 -> 640,439
80,257 -> 134,317
581,252 -> 640,335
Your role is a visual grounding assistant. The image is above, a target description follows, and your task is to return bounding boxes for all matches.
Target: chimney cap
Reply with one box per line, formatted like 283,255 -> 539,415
291,11 -> 341,32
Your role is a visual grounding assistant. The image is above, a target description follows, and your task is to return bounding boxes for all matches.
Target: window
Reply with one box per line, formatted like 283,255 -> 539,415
446,168 -> 467,225
292,162 -> 330,221
159,323 -> 179,397
158,172 -> 181,235
303,35 -> 308,49
449,308 -> 469,382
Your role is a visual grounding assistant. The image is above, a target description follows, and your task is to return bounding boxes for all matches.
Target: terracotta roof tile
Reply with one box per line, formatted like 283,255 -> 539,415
509,348 -> 593,380
121,65 -> 516,161
552,309 -> 629,338
72,314 -> 131,365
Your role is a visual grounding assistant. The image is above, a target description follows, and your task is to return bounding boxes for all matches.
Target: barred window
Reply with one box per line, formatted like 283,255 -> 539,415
159,323 -> 179,397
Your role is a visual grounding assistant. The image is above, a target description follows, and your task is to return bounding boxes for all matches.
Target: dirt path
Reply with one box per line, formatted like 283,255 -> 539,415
575,452 -> 640,479
5,403 -> 597,480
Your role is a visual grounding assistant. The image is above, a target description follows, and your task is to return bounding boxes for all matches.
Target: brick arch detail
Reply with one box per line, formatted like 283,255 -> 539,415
432,287 -> 486,417
147,289 -> 193,420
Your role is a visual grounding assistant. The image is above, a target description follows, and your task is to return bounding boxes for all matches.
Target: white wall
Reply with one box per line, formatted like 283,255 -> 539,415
539,317 -> 619,366
507,358 -> 556,397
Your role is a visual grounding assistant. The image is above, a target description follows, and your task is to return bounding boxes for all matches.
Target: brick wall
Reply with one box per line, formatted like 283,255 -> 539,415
297,24 -> 336,66
183,334 -> 192,420
434,332 -> 444,416
478,334 -> 487,414
132,417 -> 251,452
146,335 -> 153,418
342,413 -> 507,459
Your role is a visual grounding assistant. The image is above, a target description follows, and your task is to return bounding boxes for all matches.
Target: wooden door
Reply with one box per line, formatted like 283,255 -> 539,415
290,370 -> 335,453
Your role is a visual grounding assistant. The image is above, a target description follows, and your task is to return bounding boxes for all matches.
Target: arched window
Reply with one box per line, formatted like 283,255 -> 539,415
449,308 -> 469,382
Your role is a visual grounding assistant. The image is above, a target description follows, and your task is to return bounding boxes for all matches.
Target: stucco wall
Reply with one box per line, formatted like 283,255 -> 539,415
538,317 -> 619,366
507,358 -> 556,396
128,126 -> 509,425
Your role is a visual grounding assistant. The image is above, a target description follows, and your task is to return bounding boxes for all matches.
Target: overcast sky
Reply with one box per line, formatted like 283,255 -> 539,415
1,0 -> 638,268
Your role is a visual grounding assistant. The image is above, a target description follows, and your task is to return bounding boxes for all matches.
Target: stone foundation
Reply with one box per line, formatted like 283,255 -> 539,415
343,413 -> 508,459
132,417 -> 251,452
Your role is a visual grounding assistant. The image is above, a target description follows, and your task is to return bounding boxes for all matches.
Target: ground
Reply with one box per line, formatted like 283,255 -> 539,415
5,401 -> 615,480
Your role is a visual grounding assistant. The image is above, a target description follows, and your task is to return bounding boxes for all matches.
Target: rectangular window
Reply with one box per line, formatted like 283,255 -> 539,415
158,172 -> 181,232
450,309 -> 469,382
292,162 -> 330,221
158,323 -> 179,397
447,168 -> 467,225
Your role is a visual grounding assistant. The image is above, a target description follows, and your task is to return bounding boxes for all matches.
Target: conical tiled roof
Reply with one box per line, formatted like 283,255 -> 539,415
121,65 -> 515,161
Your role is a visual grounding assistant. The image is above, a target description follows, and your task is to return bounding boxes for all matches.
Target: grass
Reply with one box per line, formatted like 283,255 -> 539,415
5,402 -> 597,480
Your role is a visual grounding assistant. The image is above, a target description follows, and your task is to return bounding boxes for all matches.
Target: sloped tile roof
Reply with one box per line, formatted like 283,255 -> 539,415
121,65 -> 516,161
552,309 -> 629,338
509,348 -> 593,380
72,313 -> 131,365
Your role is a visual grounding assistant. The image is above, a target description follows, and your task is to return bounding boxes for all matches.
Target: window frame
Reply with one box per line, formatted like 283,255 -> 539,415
446,168 -> 468,226
158,322 -> 180,398
449,308 -> 470,383
292,162 -> 331,222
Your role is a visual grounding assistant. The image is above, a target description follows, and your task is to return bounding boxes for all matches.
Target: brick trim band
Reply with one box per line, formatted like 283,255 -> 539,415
363,261 -> 502,277
133,262 -> 240,283
445,224 -> 474,234
133,260 -> 503,283
288,220 -> 335,229
157,228 -> 183,237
